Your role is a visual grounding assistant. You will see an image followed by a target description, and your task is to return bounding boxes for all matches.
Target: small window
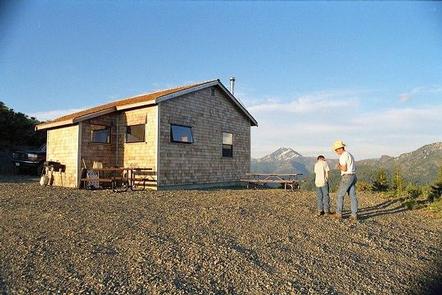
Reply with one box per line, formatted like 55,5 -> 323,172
91,125 -> 111,143
210,87 -> 216,96
171,124 -> 193,143
126,124 -> 145,143
222,132 -> 233,157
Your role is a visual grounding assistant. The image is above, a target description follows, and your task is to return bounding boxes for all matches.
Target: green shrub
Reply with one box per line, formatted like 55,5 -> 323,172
428,166 -> 442,202
427,198 -> 442,218
357,180 -> 372,192
391,167 -> 406,196
371,169 -> 390,192
403,199 -> 417,210
405,183 -> 421,199
428,184 -> 441,202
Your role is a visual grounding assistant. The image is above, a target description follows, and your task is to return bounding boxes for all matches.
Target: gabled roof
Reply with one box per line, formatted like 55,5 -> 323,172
36,79 -> 258,130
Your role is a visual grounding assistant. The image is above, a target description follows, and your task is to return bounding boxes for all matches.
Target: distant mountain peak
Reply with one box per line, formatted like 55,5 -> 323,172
260,147 -> 303,162
252,142 -> 441,185
379,155 -> 393,162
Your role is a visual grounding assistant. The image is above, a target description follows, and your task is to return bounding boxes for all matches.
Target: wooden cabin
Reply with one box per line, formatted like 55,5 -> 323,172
35,79 -> 258,189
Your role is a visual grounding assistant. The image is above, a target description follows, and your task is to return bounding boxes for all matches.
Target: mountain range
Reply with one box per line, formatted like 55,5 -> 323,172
251,142 -> 442,185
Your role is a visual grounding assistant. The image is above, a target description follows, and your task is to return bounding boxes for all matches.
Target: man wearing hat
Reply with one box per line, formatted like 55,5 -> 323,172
332,140 -> 358,220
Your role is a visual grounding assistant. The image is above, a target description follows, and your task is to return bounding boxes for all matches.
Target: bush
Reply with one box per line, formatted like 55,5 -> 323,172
427,184 -> 441,202
427,198 -> 442,218
391,167 -> 406,196
371,169 -> 389,192
403,199 -> 417,210
357,180 -> 372,192
405,183 -> 421,199
428,166 -> 442,202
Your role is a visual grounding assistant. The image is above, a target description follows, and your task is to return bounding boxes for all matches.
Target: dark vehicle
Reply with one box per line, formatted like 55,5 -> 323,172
12,144 -> 46,175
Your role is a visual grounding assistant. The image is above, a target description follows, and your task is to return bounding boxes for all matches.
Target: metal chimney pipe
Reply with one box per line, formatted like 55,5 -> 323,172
229,77 -> 236,95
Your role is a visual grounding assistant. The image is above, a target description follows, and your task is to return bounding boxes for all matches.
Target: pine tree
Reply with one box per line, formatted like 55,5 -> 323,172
429,166 -> 442,201
372,168 -> 390,192
392,167 -> 405,196
0,101 -> 45,149
435,166 -> 442,185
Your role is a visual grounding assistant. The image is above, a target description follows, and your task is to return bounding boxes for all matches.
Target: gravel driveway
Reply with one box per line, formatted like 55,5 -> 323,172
0,177 -> 441,294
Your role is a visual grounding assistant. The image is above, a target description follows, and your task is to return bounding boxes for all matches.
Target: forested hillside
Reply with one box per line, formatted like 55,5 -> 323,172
252,143 -> 442,188
358,143 -> 442,185
0,101 -> 46,149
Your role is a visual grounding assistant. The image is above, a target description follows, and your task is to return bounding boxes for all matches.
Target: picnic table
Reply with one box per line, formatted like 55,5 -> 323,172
80,167 -> 154,192
240,173 -> 303,190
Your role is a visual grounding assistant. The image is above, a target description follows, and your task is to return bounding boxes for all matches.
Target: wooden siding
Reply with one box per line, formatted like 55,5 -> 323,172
80,114 -> 117,169
158,86 -> 251,186
79,106 -> 158,183
46,125 -> 79,187
119,106 -> 158,174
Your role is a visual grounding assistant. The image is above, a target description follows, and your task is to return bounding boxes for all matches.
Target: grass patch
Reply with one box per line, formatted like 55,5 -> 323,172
427,198 -> 442,218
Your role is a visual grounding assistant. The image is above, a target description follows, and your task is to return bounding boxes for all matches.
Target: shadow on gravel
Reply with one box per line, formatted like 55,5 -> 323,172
224,237 -> 275,274
418,256 -> 442,295
356,198 -> 409,220
0,270 -> 7,295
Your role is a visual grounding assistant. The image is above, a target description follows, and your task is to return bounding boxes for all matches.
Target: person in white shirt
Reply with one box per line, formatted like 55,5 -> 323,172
332,140 -> 358,220
314,155 -> 330,216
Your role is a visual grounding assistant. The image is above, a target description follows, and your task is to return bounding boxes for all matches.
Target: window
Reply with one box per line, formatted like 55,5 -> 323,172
171,124 -> 193,143
126,124 -> 145,143
210,87 -> 216,96
222,132 -> 233,157
91,125 -> 111,143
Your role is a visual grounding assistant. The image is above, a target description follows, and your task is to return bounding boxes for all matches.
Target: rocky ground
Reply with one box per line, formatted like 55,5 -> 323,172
0,176 -> 441,294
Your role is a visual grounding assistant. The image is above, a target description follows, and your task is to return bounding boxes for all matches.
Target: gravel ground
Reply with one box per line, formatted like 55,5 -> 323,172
0,177 -> 441,294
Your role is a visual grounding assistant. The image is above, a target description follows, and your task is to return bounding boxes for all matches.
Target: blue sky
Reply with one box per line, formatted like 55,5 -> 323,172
1,1 -> 441,159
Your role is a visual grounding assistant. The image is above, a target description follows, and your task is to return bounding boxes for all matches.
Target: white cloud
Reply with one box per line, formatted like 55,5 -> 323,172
399,85 -> 442,102
29,108 -> 84,121
353,106 -> 442,129
251,101 -> 442,159
248,91 -> 359,114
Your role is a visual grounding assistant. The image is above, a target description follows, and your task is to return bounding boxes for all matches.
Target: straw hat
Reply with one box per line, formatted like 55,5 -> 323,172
332,140 -> 346,151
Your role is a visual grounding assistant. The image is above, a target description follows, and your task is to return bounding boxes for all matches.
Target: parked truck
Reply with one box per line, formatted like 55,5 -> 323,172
12,144 -> 46,175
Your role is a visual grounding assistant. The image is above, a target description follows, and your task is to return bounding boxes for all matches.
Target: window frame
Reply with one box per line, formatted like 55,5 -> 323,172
90,124 -> 111,144
222,132 -> 233,158
170,124 -> 194,144
125,124 -> 146,143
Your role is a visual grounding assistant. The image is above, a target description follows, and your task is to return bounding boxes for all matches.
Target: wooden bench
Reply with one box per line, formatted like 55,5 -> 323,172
240,173 -> 303,190
129,168 -> 156,191
81,167 -> 154,192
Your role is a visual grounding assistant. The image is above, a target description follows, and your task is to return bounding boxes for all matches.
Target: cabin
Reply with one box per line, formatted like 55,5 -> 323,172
35,79 -> 258,189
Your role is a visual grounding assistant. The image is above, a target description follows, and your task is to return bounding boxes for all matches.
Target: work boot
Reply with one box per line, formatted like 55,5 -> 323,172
324,211 -> 334,216
316,211 -> 324,217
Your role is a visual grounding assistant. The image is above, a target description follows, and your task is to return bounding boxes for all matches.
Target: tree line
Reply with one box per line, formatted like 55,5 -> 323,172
0,101 -> 46,150
303,163 -> 441,210
359,166 -> 442,209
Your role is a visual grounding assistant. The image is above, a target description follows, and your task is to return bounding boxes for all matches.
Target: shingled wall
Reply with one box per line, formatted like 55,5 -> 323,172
158,86 -> 251,188
46,125 -> 79,187
119,106 -> 158,173
79,106 -> 158,184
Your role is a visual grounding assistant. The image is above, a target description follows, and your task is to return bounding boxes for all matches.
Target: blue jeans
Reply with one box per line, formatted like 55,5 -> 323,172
316,182 -> 330,213
336,174 -> 358,215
